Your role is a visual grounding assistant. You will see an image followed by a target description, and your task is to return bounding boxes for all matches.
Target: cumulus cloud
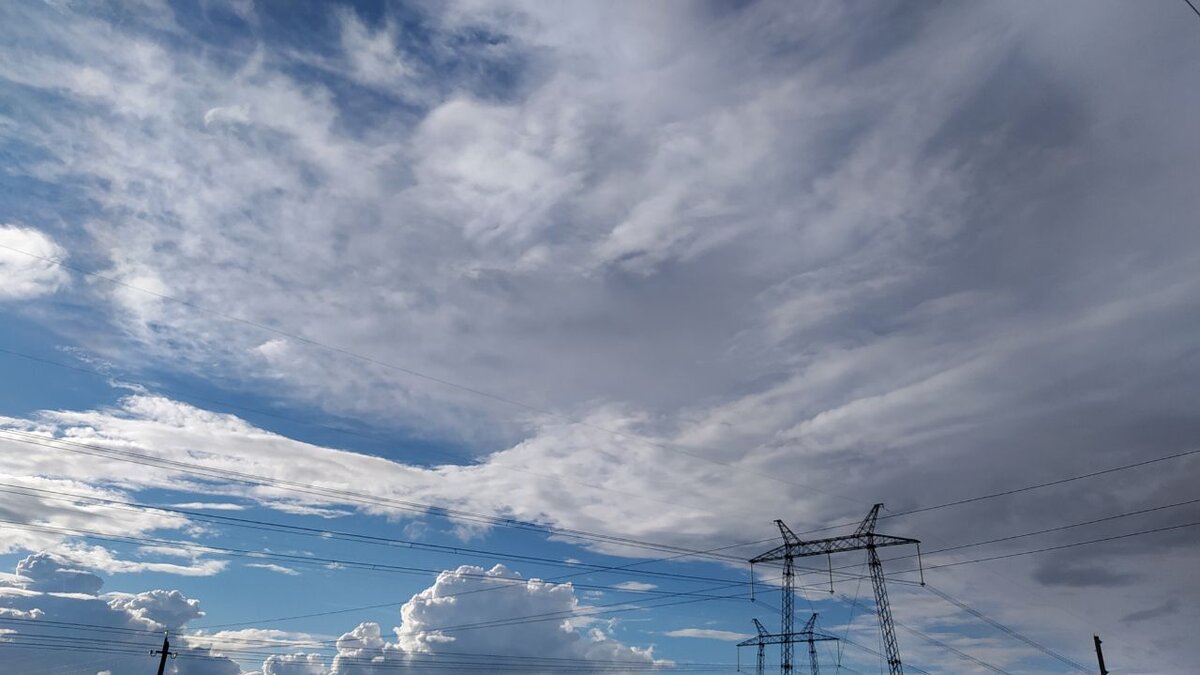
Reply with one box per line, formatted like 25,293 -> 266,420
0,553 -> 240,674
260,653 -> 326,675
0,225 -> 69,300
14,552 -> 104,594
315,564 -> 659,675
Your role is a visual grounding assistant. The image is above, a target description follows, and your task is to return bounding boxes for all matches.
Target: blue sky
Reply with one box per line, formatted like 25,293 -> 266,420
1,1 -> 1200,673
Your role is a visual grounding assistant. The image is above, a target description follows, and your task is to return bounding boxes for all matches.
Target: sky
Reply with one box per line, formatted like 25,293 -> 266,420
0,0 -> 1199,673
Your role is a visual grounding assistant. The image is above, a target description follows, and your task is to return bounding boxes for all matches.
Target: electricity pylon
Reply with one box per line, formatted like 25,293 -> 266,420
751,504 -> 921,675
798,614 -> 837,675
737,618 -> 773,675
738,615 -> 838,675
750,520 -> 802,674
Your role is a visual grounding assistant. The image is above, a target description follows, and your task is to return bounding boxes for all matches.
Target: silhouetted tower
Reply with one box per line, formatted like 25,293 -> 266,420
752,505 -> 921,675
750,520 -> 803,674
737,619 -> 773,675
738,615 -> 838,675
798,614 -> 837,675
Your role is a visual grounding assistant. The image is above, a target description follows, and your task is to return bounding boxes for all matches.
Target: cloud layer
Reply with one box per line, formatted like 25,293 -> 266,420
2,0 -> 1200,672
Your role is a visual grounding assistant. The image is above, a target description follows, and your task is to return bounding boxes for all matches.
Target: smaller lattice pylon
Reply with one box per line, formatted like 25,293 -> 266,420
738,615 -> 838,675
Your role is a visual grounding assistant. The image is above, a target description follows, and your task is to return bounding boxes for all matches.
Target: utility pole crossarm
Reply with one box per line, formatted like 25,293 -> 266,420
150,631 -> 177,675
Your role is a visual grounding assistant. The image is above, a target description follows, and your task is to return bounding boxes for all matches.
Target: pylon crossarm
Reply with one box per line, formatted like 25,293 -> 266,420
749,543 -> 790,564
738,636 -> 764,648
749,507 -> 916,675
788,533 -> 919,558
801,614 -> 817,633
750,533 -> 918,564
776,519 -> 802,545
853,504 -> 884,537
750,633 -> 836,646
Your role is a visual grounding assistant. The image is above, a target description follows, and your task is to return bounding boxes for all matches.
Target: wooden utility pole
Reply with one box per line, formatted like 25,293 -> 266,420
150,632 -> 176,675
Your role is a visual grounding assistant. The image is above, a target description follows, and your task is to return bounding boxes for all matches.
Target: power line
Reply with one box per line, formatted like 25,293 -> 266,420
0,626 -> 727,669
0,428 -> 752,564
1184,0 -> 1200,21
892,619 -> 1010,675
793,447 -> 1200,537
0,518 -> 765,604
923,585 -> 1090,673
0,480 -> 773,590
0,582 -> 752,660
0,637 -> 733,673
197,535 -> 788,631
0,346 -> 721,519
9,424 -> 1192,576
916,497 -> 1200,560
0,241 -> 858,501
884,519 -> 1200,576
0,618 -> 732,669
808,496 -> 1200,575
837,637 -> 932,675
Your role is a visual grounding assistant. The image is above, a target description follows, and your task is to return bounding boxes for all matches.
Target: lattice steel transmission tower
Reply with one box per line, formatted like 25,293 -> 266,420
738,615 -> 838,675
738,618 -> 773,675
798,614 -> 837,675
750,504 -> 921,675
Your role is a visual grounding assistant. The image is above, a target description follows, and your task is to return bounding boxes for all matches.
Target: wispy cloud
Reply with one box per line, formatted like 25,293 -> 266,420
664,628 -> 750,641
245,563 -> 301,576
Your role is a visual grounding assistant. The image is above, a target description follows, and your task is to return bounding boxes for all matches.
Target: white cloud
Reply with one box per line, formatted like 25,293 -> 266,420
337,11 -> 415,92
663,628 -> 750,641
14,552 -> 103,594
172,502 -> 248,511
312,564 -> 661,675
0,553 -> 241,674
0,225 -> 70,300
246,563 -> 301,576
612,581 -> 657,592
203,104 -> 253,127
262,652 -> 326,675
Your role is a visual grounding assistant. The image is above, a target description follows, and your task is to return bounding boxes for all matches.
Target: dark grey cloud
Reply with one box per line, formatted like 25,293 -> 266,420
1121,599 -> 1180,625
1032,561 -> 1139,588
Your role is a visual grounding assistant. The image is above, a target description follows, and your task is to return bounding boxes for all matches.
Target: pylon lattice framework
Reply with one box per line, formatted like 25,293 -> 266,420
750,504 -> 922,675
738,614 -> 837,675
